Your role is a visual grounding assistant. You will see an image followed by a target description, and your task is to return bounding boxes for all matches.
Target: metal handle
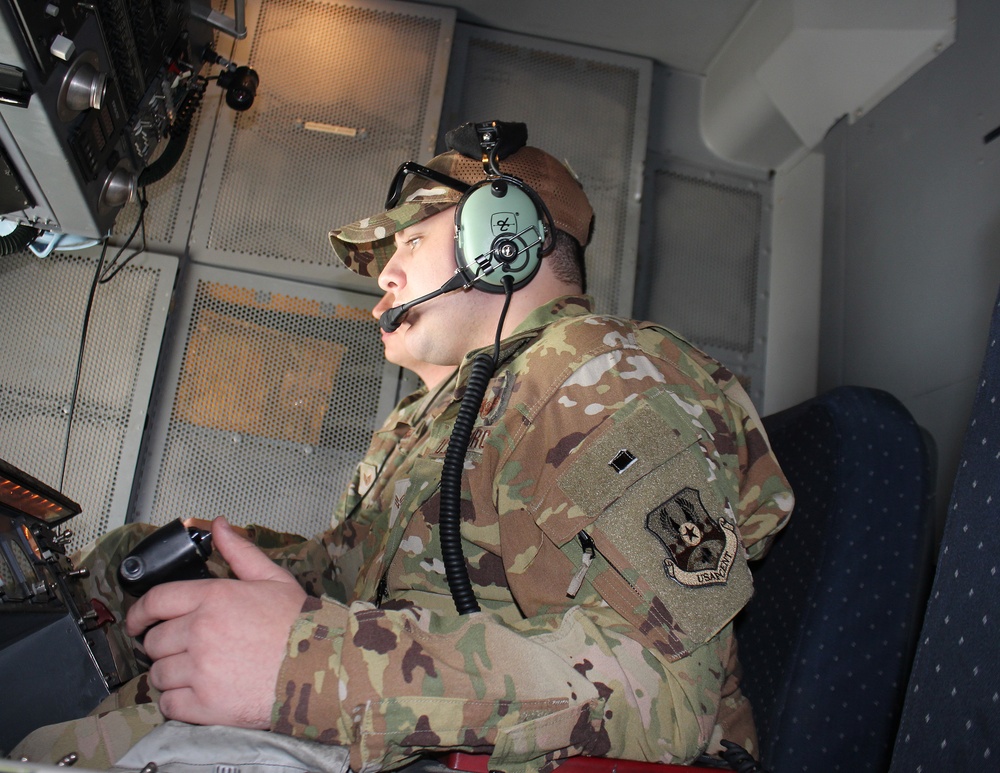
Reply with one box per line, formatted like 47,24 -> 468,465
189,0 -> 247,39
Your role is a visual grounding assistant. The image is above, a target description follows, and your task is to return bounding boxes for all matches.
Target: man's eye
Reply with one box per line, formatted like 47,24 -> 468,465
407,237 -> 421,249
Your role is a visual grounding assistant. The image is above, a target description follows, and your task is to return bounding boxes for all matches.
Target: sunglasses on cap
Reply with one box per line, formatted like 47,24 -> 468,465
384,161 -> 470,210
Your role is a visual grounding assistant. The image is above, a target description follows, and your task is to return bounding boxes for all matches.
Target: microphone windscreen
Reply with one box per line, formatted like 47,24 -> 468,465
380,306 -> 405,332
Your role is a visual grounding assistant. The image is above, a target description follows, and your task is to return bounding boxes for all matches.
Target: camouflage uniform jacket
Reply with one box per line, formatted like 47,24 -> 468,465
271,296 -> 793,772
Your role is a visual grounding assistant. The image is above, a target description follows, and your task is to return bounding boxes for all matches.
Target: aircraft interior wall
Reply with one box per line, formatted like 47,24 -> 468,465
818,0 -> 1000,537
5,0 -> 1000,766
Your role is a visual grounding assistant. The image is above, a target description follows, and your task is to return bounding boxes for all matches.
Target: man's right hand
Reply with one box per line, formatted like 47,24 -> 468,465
126,517 -> 306,729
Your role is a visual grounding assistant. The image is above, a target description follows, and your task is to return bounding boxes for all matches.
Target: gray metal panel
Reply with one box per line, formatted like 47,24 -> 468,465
0,248 -> 177,552
188,0 -> 455,286
439,24 -> 651,317
645,160 -> 772,408
0,611 -> 112,753
132,264 -> 397,539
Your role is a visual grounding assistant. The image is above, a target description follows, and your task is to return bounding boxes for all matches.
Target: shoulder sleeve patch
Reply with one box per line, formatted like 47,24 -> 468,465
558,399 -> 753,647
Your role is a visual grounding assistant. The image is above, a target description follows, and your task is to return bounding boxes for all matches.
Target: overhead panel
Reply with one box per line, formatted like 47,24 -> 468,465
439,24 -> 651,317
702,0 -> 956,171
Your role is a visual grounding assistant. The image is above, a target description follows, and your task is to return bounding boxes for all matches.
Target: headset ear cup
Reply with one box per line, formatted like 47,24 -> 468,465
455,178 -> 546,294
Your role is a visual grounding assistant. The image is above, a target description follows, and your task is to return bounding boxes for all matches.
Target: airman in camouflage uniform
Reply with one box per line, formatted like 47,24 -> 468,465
268,295 -> 791,772
12,125 -> 792,773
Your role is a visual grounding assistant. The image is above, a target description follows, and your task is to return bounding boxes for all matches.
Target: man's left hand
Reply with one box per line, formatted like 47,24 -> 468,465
125,517 -> 307,728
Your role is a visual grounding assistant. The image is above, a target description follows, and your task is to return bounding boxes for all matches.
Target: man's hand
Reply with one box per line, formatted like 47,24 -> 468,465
182,517 -> 249,540
125,517 -> 307,728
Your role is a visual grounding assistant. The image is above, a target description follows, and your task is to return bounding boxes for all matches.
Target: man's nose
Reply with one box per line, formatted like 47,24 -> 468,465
377,248 -> 404,293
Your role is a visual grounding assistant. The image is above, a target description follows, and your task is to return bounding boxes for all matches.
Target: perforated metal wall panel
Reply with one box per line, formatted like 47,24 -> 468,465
440,25 -> 651,317
188,0 -> 455,285
0,249 -> 177,552
133,264 -> 396,537
648,162 -> 771,405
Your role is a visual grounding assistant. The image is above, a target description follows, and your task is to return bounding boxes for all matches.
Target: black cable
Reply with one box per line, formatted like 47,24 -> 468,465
58,177 -> 152,489
137,80 -> 205,187
59,241 -> 108,491
492,276 -> 515,361
137,131 -> 189,187
99,187 -> 148,284
440,277 -> 515,615
104,77 -> 197,282
439,352 -> 491,614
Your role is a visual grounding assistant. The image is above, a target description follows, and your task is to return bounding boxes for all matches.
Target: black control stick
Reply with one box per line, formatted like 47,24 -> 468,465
118,519 -> 213,596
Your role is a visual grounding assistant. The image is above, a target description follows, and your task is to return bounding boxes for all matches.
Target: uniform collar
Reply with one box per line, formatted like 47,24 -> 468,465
451,294 -> 594,393
510,294 -> 593,338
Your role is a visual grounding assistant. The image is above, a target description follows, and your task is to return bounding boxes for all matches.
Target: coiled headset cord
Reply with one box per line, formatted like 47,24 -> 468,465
439,276 -> 514,614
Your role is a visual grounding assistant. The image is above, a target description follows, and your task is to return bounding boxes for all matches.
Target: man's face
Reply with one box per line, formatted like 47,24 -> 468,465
377,208 -> 500,366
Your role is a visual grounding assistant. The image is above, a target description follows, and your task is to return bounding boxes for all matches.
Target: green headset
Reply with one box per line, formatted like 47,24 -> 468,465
384,120 -> 556,294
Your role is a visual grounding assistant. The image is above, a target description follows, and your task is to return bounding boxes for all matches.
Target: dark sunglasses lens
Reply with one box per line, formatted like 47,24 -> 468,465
385,165 -> 409,209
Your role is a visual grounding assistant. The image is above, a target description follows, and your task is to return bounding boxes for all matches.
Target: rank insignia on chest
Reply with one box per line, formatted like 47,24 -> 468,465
479,370 -> 515,426
358,462 -> 378,496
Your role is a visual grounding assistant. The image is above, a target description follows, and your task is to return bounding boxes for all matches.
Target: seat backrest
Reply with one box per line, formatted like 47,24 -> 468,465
889,288 -> 1000,772
738,386 -> 935,772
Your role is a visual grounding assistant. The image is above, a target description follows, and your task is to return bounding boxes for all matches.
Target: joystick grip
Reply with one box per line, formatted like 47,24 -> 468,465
118,519 -> 213,596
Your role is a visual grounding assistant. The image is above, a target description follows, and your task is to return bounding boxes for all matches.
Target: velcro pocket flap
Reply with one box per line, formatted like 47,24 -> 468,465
558,399 -> 752,647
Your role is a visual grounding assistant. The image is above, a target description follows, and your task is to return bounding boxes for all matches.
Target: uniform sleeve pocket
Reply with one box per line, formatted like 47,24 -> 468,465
557,398 -> 753,650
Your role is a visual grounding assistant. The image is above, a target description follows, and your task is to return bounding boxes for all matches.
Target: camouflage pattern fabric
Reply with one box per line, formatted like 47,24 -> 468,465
13,297 -> 793,773
272,296 -> 792,772
258,382 -> 452,602
11,702 -> 166,770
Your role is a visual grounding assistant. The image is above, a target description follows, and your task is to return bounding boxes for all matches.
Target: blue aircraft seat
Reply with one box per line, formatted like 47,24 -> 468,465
889,287 -> 1000,772
736,385 -> 936,772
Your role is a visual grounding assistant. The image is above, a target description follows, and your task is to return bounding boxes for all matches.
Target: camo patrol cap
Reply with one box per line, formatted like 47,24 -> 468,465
329,146 -> 594,278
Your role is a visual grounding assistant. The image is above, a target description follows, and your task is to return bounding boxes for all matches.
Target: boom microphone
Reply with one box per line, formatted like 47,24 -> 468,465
379,272 -> 468,332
